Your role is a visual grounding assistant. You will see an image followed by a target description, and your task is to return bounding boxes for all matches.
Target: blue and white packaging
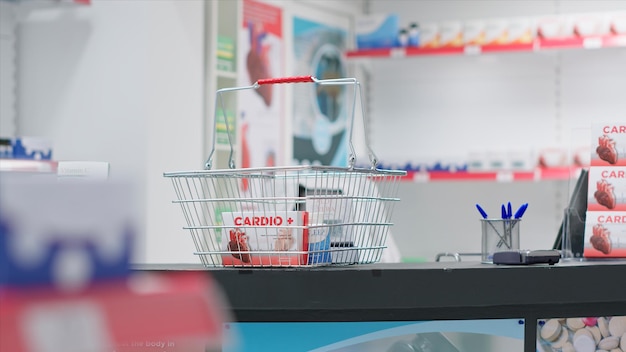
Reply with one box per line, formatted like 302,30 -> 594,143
307,218 -> 331,265
408,23 -> 420,46
10,137 -> 53,160
307,215 -> 358,265
0,176 -> 136,291
355,13 -> 400,49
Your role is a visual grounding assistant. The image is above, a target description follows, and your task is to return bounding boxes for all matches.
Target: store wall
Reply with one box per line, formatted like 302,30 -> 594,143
17,0 -> 205,263
16,0 -> 364,264
0,2 -> 17,137
367,0 -> 626,261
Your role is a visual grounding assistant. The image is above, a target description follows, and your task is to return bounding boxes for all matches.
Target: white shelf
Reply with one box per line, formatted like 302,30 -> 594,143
346,34 -> 626,59
6,0 -> 90,13
0,158 -> 57,173
398,167 -> 582,183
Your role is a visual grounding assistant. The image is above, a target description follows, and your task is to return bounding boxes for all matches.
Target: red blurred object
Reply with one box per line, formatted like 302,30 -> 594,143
0,272 -> 226,352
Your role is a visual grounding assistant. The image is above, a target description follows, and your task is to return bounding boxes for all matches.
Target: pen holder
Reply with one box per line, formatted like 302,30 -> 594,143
481,219 -> 521,263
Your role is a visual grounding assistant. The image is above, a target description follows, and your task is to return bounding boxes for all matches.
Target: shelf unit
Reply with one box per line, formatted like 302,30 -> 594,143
346,33 -> 626,59
346,33 -> 623,185
400,166 -> 582,183
205,1 -> 240,170
341,3 -> 626,263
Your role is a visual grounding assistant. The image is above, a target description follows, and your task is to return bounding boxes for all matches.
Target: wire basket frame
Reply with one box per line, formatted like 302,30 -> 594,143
164,76 -> 406,268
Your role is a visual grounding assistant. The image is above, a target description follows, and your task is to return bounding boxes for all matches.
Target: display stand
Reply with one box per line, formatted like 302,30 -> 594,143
136,261 -> 626,352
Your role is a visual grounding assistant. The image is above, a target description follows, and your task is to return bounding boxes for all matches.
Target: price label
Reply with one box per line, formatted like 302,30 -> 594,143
390,48 -> 406,58
496,171 -> 514,182
22,301 -> 111,352
464,45 -> 481,55
413,172 -> 430,183
583,37 -> 602,49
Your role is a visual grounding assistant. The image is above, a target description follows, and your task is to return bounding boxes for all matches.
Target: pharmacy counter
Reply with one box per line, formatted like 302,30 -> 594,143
135,261 -> 626,352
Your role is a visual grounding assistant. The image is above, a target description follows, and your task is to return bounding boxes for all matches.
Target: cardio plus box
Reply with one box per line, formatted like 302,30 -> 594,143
591,123 -> 626,166
221,211 -> 308,266
584,211 -> 626,258
355,13 -> 399,49
587,167 -> 626,211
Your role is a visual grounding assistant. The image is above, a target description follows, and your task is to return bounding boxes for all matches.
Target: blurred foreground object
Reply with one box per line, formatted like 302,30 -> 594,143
0,175 -> 226,352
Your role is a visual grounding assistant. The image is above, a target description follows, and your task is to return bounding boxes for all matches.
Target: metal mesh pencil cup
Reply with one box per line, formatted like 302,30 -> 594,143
164,76 -> 406,268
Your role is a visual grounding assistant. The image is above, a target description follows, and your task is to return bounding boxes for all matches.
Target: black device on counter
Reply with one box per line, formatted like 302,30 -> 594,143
493,249 -> 561,265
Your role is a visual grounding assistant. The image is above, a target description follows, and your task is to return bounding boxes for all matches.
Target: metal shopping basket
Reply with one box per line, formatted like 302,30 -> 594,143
164,76 -> 406,267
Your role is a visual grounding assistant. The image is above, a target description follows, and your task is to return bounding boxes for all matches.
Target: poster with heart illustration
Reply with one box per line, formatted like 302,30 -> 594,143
237,0 -> 285,172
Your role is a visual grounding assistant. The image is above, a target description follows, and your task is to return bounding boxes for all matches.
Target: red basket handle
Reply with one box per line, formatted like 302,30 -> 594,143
256,76 -> 315,85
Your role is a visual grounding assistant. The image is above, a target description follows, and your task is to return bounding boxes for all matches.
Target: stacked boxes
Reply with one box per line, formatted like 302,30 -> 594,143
354,11 -> 625,50
584,123 -> 626,258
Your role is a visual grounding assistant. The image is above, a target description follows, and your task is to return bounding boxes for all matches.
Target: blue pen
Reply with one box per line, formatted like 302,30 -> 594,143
507,202 -> 512,219
476,204 -> 489,219
501,204 -> 512,249
514,203 -> 528,219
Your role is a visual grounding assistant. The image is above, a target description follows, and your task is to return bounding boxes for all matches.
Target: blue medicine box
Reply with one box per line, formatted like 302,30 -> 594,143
355,13 -> 400,49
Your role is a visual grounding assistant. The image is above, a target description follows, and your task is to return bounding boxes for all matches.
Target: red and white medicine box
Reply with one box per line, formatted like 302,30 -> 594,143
591,123 -> 626,167
584,211 -> 626,258
220,211 -> 308,266
588,167 -> 626,211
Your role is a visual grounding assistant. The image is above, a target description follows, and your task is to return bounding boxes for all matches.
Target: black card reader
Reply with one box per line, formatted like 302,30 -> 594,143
493,249 -> 561,265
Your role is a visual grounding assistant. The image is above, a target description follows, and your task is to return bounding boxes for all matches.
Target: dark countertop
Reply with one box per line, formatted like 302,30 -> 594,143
134,260 -> 626,320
